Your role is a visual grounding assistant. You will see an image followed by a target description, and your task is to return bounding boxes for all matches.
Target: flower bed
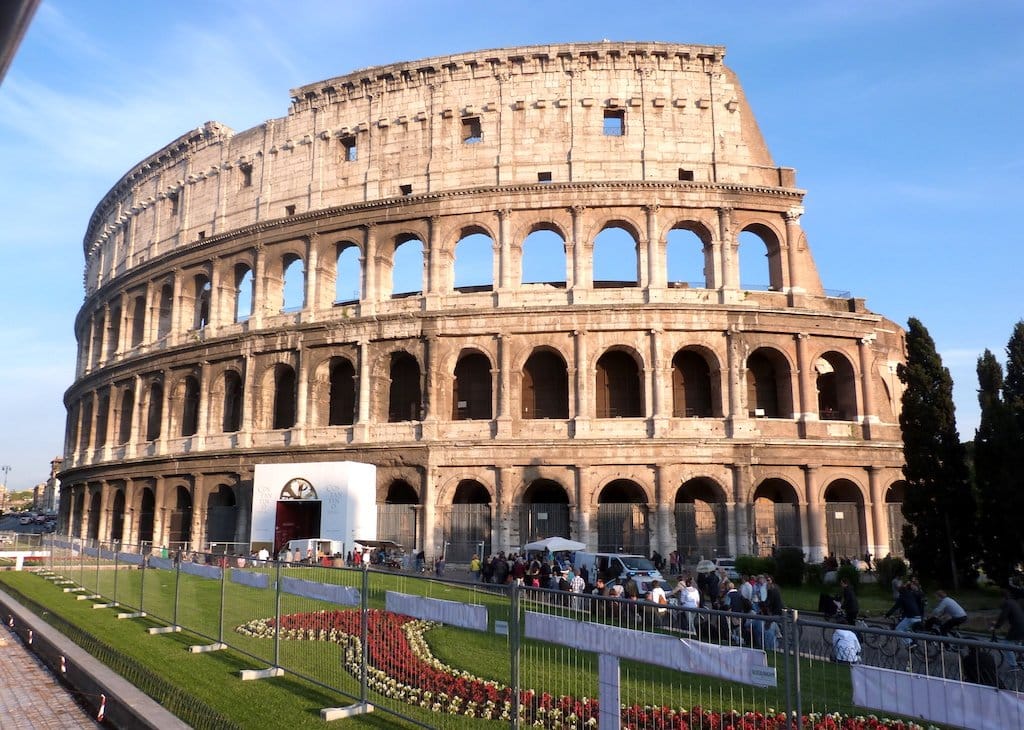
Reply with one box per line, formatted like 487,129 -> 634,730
235,610 -> 931,729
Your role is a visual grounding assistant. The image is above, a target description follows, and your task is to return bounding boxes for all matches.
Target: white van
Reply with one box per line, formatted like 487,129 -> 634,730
573,552 -> 666,594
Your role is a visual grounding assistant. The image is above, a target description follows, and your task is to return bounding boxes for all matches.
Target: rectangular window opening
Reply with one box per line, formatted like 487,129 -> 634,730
678,168 -> 694,181
168,192 -> 179,217
603,109 -> 625,136
537,171 -> 552,183
240,163 -> 253,187
285,205 -> 296,216
462,116 -> 482,143
399,184 -> 413,196
341,136 -> 357,162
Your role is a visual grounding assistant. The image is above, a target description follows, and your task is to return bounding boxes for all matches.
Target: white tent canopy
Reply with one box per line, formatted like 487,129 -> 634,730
523,537 -> 586,553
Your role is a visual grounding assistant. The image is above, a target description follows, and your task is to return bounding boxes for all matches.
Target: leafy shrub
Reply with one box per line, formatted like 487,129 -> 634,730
837,562 -> 860,590
736,555 -> 776,578
773,547 -> 805,587
875,555 -> 907,593
805,563 -> 825,587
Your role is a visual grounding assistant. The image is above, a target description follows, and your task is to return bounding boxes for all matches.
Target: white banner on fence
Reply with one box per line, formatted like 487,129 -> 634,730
280,576 -> 361,606
852,664 -> 1024,730
385,592 -> 489,632
525,612 -> 776,687
179,562 -> 222,580
231,570 -> 270,589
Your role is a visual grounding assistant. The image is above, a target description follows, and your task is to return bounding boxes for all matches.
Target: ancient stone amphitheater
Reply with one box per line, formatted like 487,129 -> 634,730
61,42 -> 908,564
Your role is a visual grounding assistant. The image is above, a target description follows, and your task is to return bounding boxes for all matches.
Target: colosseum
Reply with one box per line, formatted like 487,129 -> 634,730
60,41 -> 909,565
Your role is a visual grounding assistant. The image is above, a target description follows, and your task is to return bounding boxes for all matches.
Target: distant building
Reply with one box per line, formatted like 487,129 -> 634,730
60,42 -> 908,563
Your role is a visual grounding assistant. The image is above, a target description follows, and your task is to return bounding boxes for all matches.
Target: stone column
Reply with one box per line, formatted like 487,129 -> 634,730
191,475 -> 205,553
795,333 -> 815,423
571,329 -> 590,435
169,270 -> 184,346
574,466 -> 590,547
724,326 -> 744,429
497,209 -> 512,293
241,353 -> 256,446
644,203 -> 665,293
859,336 -> 878,436
784,207 -> 805,297
867,466 -> 886,561
425,216 -> 442,305
97,481 -> 111,545
718,207 -> 737,293
305,234 -> 320,321
496,334 -> 512,436
129,375 -> 143,457
250,244 -> 266,329
648,328 -> 668,435
422,334 -> 438,438
729,464 -> 750,556
569,205 -> 587,296
294,352 -> 309,444
354,339 -> 371,441
653,465 -> 672,558
422,467 -> 439,559
495,466 -> 511,554
803,465 -> 825,563
97,302 -> 110,366
361,223 -> 377,315
195,361 -> 209,449
208,260 -> 223,334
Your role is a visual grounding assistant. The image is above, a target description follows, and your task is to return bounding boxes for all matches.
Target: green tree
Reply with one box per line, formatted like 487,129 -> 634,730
974,349 -> 1021,585
898,317 -> 977,588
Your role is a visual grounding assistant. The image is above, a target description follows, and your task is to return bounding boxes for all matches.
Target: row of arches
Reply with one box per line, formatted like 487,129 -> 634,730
68,340 -> 868,453
61,474 -> 908,563
80,208 -> 806,370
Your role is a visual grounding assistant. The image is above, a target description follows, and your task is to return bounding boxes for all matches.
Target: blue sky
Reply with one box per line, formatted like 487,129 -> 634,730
1,0 -> 1021,491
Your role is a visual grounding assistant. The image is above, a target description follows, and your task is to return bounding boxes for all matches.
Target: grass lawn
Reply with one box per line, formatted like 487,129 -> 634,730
0,565 -> 966,728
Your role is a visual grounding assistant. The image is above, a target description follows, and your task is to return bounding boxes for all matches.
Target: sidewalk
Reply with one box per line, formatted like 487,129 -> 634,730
0,625 -> 98,729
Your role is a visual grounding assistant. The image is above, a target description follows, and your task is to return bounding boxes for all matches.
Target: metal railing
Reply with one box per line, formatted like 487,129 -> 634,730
28,535 -> 1024,730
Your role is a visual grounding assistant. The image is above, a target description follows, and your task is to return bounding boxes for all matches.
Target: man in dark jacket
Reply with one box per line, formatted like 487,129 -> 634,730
840,577 -> 859,626
886,583 -> 923,647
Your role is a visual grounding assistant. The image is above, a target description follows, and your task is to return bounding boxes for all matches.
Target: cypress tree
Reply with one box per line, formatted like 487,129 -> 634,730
898,317 -> 976,588
974,350 -> 1019,586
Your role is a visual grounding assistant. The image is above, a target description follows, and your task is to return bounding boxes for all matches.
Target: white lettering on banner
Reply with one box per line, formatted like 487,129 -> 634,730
524,612 -> 776,688
386,592 -> 489,632
852,664 -> 1024,730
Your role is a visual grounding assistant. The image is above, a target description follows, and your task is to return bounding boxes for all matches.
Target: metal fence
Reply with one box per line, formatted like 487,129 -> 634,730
27,535 -> 1024,730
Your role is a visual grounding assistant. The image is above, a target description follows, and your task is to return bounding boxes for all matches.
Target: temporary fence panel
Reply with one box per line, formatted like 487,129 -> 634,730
174,551 -> 228,645
223,556 -> 281,668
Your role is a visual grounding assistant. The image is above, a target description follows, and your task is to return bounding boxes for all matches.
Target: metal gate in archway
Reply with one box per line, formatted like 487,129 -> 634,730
887,503 -> 906,557
674,502 -> 726,561
519,503 -> 571,543
597,503 -> 649,554
825,502 -> 862,558
443,504 -> 491,562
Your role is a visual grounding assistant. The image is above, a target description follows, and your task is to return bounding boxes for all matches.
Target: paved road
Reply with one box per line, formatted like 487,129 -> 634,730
0,624 -> 99,729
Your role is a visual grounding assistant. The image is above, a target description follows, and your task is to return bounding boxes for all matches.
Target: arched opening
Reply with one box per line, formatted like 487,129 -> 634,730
391,237 -> 424,298
885,481 -> 907,557
666,226 -> 707,288
522,349 -> 569,419
671,349 -> 716,417
824,479 -> 866,560
452,352 -> 492,420
156,282 -> 173,339
521,228 -> 566,286
87,490 -> 101,541
597,480 -> 649,554
335,243 -> 362,304
193,274 -> 211,330
595,349 -> 643,418
77,399 -> 92,452
117,388 -> 134,444
752,479 -> 801,556
388,353 -> 422,422
168,485 -> 193,548
520,479 -> 570,542
454,231 -> 494,292
205,485 -> 237,546
145,381 -> 163,441
815,351 -> 858,421
328,357 -> 356,426
234,264 -> 254,323
738,225 -> 783,291
445,480 -> 491,562
222,371 -> 243,433
746,348 -> 793,418
106,303 -> 121,359
138,488 -> 155,547
130,295 -> 146,347
593,225 -> 639,288
272,364 -> 297,429
674,478 -> 726,562
110,489 -> 125,543
281,255 -> 305,312
180,375 -> 200,437
94,391 -> 109,448
91,312 -> 104,365
71,490 -> 84,538
377,480 -> 419,550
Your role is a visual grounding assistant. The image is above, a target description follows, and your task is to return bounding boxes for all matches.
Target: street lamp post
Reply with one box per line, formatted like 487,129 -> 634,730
0,465 -> 10,515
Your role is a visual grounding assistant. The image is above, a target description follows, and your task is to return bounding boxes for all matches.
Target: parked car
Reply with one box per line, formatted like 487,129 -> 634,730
19,515 -> 33,525
715,557 -> 740,580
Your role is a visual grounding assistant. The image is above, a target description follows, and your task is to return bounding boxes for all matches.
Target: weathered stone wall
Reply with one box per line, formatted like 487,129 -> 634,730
61,42 -> 907,565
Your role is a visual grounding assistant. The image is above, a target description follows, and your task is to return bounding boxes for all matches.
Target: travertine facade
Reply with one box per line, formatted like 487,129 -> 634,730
60,42 -> 908,563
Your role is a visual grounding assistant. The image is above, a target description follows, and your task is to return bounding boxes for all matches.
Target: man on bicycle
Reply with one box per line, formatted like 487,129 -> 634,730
926,589 -> 967,636
886,582 -> 924,647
